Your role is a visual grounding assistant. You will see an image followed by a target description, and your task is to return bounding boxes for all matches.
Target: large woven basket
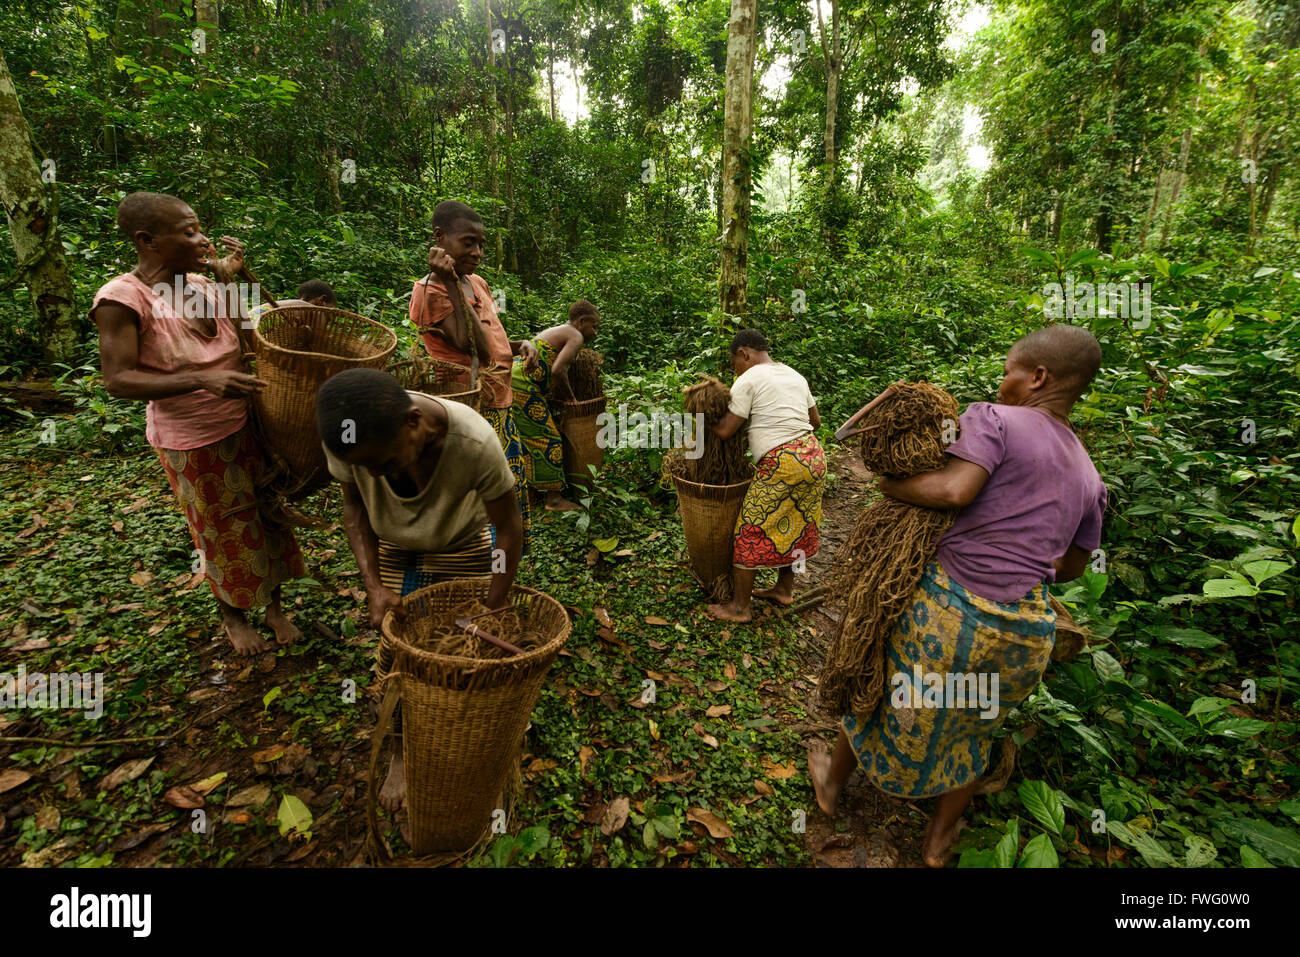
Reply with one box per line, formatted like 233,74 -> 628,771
558,395 -> 607,492
387,355 -> 481,409
380,580 -> 571,855
671,473 -> 753,596
251,306 -> 397,497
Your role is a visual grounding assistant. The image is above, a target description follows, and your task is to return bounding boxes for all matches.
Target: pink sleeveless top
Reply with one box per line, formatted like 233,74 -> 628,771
91,273 -> 248,450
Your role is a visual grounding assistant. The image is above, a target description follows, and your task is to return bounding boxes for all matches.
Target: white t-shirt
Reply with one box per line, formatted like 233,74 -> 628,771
728,362 -> 815,462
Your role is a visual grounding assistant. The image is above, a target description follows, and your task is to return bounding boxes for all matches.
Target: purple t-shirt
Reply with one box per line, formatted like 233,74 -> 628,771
934,402 -> 1107,603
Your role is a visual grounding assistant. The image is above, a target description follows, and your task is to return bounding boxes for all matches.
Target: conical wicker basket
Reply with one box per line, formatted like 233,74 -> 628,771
557,395 -> 607,492
387,355 -> 481,409
671,473 -> 752,596
251,306 -> 397,497
380,580 -> 571,855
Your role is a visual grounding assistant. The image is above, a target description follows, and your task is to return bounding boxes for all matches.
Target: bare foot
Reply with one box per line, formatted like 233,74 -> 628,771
807,749 -> 841,816
753,586 -> 795,606
222,616 -> 271,656
544,491 -> 582,512
264,606 -> 301,646
707,601 -> 752,623
923,816 -> 968,868
380,754 -> 407,811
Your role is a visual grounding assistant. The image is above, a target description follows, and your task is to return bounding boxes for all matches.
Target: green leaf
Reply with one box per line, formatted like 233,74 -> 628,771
1183,835 -> 1217,867
1208,718 -> 1273,739
1276,801 -> 1300,824
262,687 -> 282,708
1218,819 -> 1300,867
515,826 -> 549,856
1107,820 -> 1177,867
1241,560 -> 1292,586
1202,578 -> 1257,599
957,847 -> 997,867
993,818 -> 1019,868
1240,845 -> 1275,868
593,536 -> 619,553
1017,833 -> 1059,867
1091,649 -> 1126,683
1150,626 -> 1223,649
276,794 -> 313,837
1069,723 -> 1118,765
1018,780 -> 1064,835
1187,696 -> 1234,719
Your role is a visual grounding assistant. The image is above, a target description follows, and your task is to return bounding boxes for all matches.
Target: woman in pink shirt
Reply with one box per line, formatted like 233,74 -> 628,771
808,325 -> 1107,866
90,192 -> 305,655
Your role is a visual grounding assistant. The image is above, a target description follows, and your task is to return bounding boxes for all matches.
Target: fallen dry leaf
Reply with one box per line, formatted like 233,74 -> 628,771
754,780 -> 775,796
11,637 -> 49,652
99,756 -> 155,791
110,823 -> 170,852
647,638 -> 668,650
600,796 -> 630,835
107,602 -> 144,614
162,785 -> 205,809
724,662 -> 738,679
129,570 -> 155,588
34,806 -> 60,831
692,722 -> 720,749
526,757 -> 559,775
686,807 -> 734,839
578,746 -> 595,779
189,771 -> 228,795
644,616 -> 670,626
251,745 -> 286,763
704,679 -> 728,693
762,758 -> 797,780
594,606 -> 613,628
705,704 -> 732,717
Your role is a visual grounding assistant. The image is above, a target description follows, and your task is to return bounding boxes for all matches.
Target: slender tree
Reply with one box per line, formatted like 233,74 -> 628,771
719,0 -> 757,324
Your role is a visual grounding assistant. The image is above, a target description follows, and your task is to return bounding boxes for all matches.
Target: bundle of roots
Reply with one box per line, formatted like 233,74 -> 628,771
817,381 -> 961,722
399,599 -> 549,659
664,376 -> 752,486
555,348 -> 605,401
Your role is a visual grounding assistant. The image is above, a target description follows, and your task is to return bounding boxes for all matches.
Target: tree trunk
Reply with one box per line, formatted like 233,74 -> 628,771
324,144 -> 342,214
0,45 -> 78,365
718,0 -> 757,324
817,0 -> 840,185
504,2 -> 517,273
547,41 -> 556,122
484,0 -> 502,268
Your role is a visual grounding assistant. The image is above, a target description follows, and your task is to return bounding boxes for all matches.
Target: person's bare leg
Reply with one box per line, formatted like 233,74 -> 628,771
380,753 -> 407,811
218,597 -> 270,655
808,727 -> 857,815
754,565 -> 796,605
544,489 -> 582,512
263,586 -> 301,645
708,567 -> 757,622
923,781 -> 977,867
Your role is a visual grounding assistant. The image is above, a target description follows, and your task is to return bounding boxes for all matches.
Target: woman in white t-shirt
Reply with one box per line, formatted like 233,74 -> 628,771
708,329 -> 827,622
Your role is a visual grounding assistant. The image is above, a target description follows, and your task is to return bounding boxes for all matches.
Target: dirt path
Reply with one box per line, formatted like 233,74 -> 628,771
777,450 -> 931,868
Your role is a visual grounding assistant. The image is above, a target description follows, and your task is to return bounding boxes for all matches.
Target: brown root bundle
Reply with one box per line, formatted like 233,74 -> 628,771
558,348 -> 605,401
399,599 -> 550,660
817,381 -> 961,722
671,377 -> 752,486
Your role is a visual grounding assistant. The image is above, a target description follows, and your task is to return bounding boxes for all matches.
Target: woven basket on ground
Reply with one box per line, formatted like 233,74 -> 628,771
387,355 -> 481,409
251,306 -> 397,498
378,580 -> 571,855
670,472 -> 752,598
557,395 -> 607,491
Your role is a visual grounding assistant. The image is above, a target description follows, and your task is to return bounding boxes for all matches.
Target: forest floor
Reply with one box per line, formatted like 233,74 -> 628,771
0,428 -> 940,868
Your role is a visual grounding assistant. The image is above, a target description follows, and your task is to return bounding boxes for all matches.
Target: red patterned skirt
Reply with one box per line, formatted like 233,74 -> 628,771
156,426 -> 305,609
733,433 -> 827,569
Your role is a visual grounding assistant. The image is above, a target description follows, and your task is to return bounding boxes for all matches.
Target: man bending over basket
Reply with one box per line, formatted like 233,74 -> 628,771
316,368 -> 524,810
410,200 -> 537,551
707,329 -> 827,623
510,299 -> 601,512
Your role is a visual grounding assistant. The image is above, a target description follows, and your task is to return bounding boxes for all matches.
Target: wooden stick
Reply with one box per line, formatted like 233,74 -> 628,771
833,382 -> 902,441
453,607 -> 527,656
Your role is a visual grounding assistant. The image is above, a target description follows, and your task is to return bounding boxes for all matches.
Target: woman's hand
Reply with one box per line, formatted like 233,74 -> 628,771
217,236 -> 245,272
427,246 -> 459,286
367,586 -> 406,630
199,369 -> 266,398
519,339 -> 539,372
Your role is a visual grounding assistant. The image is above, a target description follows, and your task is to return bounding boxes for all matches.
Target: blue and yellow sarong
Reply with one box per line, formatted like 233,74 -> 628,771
480,405 -> 532,552
377,525 -> 496,598
510,338 -> 566,491
842,560 -> 1055,798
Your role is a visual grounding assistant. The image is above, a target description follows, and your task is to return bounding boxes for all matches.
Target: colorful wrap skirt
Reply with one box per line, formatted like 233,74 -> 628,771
733,433 -> 826,568
510,338 -> 566,491
842,561 -> 1056,798
156,425 -> 305,610
480,405 -> 532,551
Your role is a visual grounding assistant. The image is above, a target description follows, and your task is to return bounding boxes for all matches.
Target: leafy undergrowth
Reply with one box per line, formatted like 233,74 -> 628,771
0,422 -> 820,868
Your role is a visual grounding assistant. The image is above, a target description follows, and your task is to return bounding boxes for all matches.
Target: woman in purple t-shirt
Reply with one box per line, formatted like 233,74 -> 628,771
809,325 -> 1107,867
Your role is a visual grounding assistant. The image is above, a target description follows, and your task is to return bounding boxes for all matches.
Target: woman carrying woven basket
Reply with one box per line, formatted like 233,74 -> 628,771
409,201 -> 537,551
91,192 -> 305,656
807,325 -> 1108,867
315,368 -> 525,810
708,329 -> 827,623
509,300 -> 601,512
